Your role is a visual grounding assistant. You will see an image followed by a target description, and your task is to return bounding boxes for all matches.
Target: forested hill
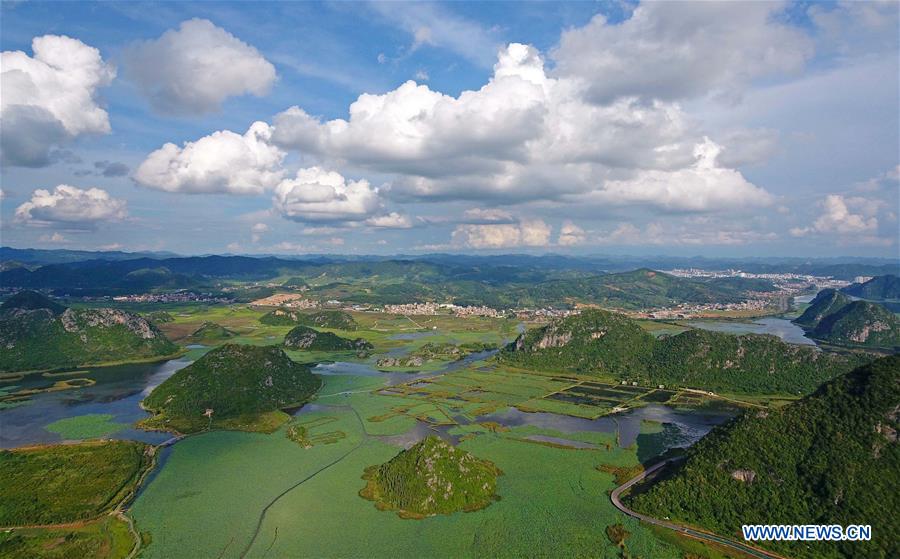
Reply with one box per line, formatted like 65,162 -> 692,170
142,344 -> 320,433
500,309 -> 869,394
0,291 -> 178,373
842,274 -> 900,300
794,289 -> 900,349
810,301 -> 900,349
793,288 -> 852,327
629,355 -> 900,559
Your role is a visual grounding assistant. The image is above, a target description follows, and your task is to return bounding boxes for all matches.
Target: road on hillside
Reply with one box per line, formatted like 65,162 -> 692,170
610,458 -> 787,559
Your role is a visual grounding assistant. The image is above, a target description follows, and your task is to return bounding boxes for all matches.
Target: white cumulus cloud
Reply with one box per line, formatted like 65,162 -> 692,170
451,218 -> 551,249
272,43 -> 770,213
123,18 -> 276,114
366,212 -> 413,228
552,2 -> 813,103
134,122 -> 285,194
557,221 -> 586,246
15,185 -> 128,226
585,138 -> 774,211
273,167 -> 381,223
1,35 -> 115,167
790,194 -> 879,237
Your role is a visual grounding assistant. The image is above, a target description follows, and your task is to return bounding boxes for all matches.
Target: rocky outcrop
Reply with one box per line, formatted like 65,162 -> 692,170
60,308 -> 160,339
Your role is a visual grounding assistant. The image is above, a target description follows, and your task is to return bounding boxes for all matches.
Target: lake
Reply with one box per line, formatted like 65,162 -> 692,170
0,358 -> 191,448
683,316 -> 816,346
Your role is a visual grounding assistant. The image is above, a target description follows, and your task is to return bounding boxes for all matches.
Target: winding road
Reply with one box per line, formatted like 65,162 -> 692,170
610,458 -> 788,559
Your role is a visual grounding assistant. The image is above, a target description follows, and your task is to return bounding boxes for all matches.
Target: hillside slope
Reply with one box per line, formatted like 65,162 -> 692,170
501,309 -> 654,376
811,301 -> 900,348
842,274 -> 900,300
630,356 -> 900,559
501,309 -> 868,394
0,291 -> 179,372
519,269 -> 751,310
793,288 -> 852,328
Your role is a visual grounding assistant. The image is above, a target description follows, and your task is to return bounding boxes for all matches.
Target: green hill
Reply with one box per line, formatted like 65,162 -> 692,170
282,277 -> 309,288
842,274 -> 900,300
359,436 -> 501,518
649,329 -> 864,394
519,269 -> 750,310
188,322 -> 237,342
0,291 -> 179,373
142,344 -> 320,433
501,309 -> 654,376
501,309 -> 868,394
793,288 -> 852,328
0,290 -> 66,315
810,301 -> 900,348
629,356 -> 900,559
146,310 -> 174,324
283,325 -> 373,352
259,309 -> 358,330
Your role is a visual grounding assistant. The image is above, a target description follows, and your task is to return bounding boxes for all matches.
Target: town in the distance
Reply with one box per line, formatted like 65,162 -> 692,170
1,248 -> 897,559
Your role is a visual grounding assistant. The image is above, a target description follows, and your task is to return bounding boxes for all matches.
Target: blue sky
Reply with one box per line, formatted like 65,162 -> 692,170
1,1 -> 897,257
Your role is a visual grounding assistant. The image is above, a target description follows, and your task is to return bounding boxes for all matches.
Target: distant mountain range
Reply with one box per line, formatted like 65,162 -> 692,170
2,246 -> 897,279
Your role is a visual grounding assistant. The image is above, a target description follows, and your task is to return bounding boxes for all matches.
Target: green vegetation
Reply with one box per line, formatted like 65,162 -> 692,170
0,291 -> 179,373
141,344 -> 321,433
0,440 -> 151,525
647,329 -> 867,394
793,289 -> 852,327
630,356 -> 900,559
282,276 -> 309,288
842,274 -> 900,300
0,290 -> 66,314
283,325 -> 373,352
145,310 -> 174,324
794,289 -> 900,348
502,309 -> 654,376
187,321 -> 236,342
286,416 -> 346,448
0,515 -> 134,559
45,413 -> 129,440
360,436 -> 502,518
128,367 -> 689,559
519,268 -> 753,310
810,301 -> 900,348
501,309 -> 869,394
260,308 -> 358,330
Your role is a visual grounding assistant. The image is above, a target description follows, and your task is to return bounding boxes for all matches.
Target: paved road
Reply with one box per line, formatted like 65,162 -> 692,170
610,459 -> 787,559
